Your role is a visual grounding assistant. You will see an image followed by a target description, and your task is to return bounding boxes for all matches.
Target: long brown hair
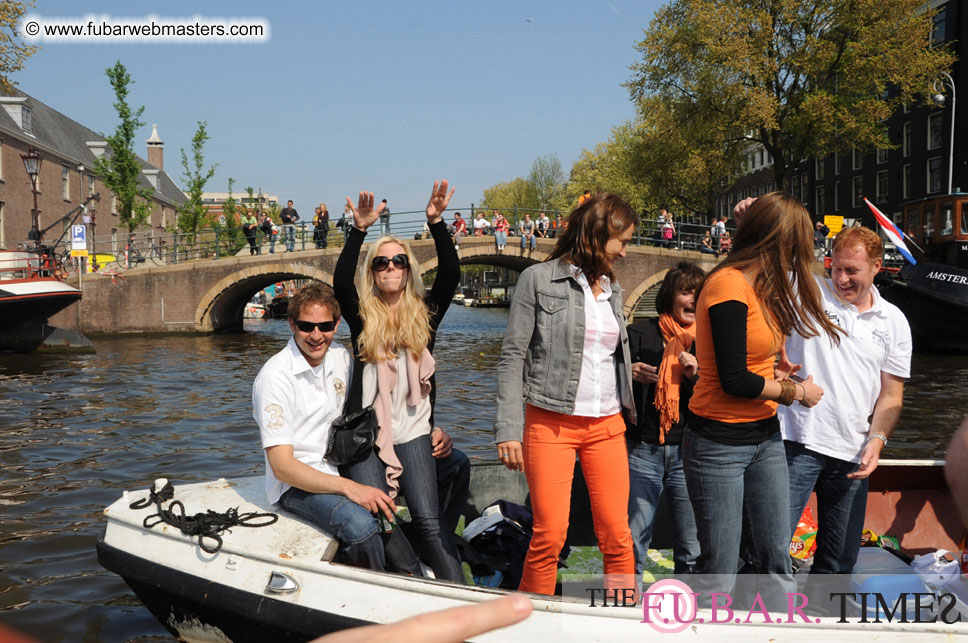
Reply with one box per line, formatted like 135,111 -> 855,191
699,191 -> 841,342
547,192 -> 638,283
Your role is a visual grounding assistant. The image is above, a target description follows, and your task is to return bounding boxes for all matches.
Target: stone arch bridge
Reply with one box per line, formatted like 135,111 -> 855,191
50,237 -> 720,335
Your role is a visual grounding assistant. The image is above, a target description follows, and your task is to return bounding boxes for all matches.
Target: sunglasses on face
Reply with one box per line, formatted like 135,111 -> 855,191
371,254 -> 410,272
294,319 -> 337,333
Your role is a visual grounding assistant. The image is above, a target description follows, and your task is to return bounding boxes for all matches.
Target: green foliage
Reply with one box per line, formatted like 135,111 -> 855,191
0,1 -> 37,92
480,154 -> 570,215
480,177 -> 537,213
178,121 -> 217,239
625,0 -> 955,200
94,61 -> 154,236
220,177 -> 245,254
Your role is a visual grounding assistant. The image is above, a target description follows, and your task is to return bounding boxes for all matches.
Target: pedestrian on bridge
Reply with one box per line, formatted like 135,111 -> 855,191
281,200 -> 299,252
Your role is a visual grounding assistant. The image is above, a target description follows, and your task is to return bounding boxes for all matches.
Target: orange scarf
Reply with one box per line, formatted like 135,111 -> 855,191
654,313 -> 696,444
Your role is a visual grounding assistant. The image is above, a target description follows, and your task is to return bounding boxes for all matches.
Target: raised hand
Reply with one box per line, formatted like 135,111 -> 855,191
345,191 -> 385,232
426,180 -> 456,223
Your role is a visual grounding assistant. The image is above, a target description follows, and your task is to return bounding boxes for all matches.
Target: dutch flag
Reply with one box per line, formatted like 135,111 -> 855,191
864,198 -> 917,265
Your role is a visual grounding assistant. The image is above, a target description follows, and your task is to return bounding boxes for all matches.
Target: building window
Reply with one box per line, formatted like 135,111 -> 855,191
932,6 -> 947,45
852,148 -> 863,170
903,122 -> 912,157
758,149 -> 764,166
0,201 -> 4,247
834,153 -> 841,175
928,113 -> 943,150
876,170 -> 889,204
903,101 -> 911,114
852,176 -> 864,207
801,173 -> 809,205
62,165 -> 70,200
816,185 -> 826,215
0,138 -> 3,181
792,174 -> 801,202
815,157 -> 825,180
927,157 -> 943,194
21,106 -> 32,133
111,194 -> 117,215
902,164 -> 912,199
88,175 -> 95,196
877,147 -> 889,164
834,181 -> 841,210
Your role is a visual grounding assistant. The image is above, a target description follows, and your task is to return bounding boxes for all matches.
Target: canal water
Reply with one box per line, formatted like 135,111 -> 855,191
0,304 -> 963,641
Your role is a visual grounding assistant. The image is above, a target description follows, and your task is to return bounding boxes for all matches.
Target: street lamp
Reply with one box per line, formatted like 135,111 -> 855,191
21,147 -> 42,248
931,72 -> 956,195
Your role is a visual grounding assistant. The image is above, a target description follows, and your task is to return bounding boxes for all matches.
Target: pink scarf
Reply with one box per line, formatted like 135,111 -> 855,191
372,348 -> 436,498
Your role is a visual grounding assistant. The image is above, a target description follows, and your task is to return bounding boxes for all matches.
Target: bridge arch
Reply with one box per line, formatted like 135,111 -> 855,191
194,262 -> 334,332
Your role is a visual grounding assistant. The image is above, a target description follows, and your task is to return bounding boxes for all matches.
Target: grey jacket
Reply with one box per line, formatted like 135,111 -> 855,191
494,258 -> 636,444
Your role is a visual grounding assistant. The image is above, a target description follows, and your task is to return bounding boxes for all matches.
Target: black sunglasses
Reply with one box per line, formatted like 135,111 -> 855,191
371,254 -> 410,272
294,319 -> 337,333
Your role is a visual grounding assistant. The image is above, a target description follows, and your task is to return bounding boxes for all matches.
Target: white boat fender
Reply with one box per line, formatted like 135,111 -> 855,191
126,477 -> 280,555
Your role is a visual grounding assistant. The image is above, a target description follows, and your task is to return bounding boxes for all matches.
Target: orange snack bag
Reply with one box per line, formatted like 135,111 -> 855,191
789,507 -> 819,560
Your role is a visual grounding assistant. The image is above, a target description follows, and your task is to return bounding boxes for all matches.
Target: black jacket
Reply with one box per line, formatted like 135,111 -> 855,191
626,317 -> 696,445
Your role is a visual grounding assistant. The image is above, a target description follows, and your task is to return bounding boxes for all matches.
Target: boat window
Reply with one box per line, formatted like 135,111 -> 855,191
924,205 -> 935,241
940,204 -> 953,236
907,206 -> 921,242
961,202 -> 968,235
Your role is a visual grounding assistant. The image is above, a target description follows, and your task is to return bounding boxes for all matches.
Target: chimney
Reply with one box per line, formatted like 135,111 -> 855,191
146,123 -> 164,170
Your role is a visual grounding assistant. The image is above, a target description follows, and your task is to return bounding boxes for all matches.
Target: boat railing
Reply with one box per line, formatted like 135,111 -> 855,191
0,247 -> 66,280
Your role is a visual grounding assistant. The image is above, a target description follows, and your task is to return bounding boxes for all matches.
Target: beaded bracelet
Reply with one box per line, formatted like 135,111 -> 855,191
777,380 -> 797,406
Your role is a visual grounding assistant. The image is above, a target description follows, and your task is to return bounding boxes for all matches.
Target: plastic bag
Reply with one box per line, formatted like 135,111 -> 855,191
789,506 -> 818,559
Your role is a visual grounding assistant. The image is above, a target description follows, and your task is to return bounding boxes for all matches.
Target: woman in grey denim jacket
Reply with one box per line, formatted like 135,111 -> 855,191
493,193 -> 638,595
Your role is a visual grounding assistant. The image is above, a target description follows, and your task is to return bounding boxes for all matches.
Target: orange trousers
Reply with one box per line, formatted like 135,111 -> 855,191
519,404 -> 635,595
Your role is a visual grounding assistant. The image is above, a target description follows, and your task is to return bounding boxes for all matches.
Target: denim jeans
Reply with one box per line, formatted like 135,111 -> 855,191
435,448 -> 470,535
278,487 -> 385,571
520,233 -> 536,250
268,234 -> 275,253
785,440 -> 868,574
344,436 -> 464,583
682,427 -> 794,610
494,230 -> 507,249
284,224 -> 296,251
627,439 -> 699,576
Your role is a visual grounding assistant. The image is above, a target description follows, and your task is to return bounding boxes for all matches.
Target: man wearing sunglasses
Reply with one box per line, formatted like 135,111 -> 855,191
253,283 -> 393,571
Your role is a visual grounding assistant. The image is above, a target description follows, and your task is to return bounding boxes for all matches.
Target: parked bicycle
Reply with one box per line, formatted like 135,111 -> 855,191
116,239 -> 169,268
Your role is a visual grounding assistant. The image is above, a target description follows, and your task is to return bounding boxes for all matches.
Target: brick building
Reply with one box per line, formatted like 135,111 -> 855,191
715,0 -> 964,228
0,88 -> 185,253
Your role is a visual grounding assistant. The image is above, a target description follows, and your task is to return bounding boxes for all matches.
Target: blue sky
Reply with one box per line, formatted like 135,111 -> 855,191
19,1 -> 662,221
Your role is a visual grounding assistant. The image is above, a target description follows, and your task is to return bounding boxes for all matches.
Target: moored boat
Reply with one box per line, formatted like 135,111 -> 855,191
0,248 -> 82,352
96,460 -> 968,642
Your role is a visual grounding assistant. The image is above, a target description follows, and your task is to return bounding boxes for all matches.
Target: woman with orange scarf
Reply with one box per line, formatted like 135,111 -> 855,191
625,261 -> 705,576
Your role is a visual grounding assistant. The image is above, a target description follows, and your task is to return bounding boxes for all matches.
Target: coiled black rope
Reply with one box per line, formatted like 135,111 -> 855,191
129,479 -> 278,554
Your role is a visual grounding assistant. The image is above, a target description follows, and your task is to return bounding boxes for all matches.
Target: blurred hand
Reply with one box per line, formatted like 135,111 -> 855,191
848,438 -> 882,479
497,440 -> 524,472
344,481 -> 396,522
678,352 -> 698,379
345,191 -> 385,231
426,180 -> 456,224
798,375 -> 823,408
732,196 -> 756,229
774,345 -> 802,381
632,362 -> 659,384
431,427 -> 452,459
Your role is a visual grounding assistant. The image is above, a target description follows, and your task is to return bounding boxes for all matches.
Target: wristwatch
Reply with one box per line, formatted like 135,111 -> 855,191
868,432 -> 888,447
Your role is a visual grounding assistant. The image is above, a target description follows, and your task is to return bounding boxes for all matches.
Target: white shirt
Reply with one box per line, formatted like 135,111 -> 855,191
569,265 -> 621,417
473,217 -> 490,232
778,277 -> 912,463
253,337 -> 351,504
362,351 -> 433,445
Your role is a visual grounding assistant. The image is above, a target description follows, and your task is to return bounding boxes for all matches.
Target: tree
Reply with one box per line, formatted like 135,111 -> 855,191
94,61 -> 154,236
626,0 -> 955,192
527,154 -> 566,210
0,1 -> 37,92
178,121 -> 217,239
480,177 -> 538,216
219,177 -> 244,254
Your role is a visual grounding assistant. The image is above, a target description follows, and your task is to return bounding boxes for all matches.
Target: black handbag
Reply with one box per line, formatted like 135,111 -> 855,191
325,357 -> 377,466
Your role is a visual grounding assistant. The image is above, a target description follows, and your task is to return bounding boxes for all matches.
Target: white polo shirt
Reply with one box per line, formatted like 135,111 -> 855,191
570,265 -> 621,418
253,337 -> 351,504
778,276 -> 912,463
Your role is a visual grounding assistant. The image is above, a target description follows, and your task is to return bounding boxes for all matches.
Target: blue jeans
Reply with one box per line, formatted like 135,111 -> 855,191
268,234 -> 275,253
627,439 -> 699,576
494,230 -> 507,248
284,224 -> 296,251
278,487 -> 385,571
682,427 -> 794,610
520,233 -> 536,249
785,440 -> 867,574
435,448 -> 470,535
344,435 -> 464,583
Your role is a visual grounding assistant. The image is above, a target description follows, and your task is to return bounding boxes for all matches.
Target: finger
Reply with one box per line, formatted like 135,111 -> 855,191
345,196 -> 355,213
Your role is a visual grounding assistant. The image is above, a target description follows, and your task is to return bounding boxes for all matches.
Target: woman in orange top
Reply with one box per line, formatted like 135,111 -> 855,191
684,191 -> 841,609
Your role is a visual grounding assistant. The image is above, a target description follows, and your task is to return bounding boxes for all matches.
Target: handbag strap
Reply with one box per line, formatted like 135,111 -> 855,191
345,356 -> 365,413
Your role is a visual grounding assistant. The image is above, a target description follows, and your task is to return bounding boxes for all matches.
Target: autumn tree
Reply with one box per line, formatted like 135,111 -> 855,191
94,61 -> 153,236
178,121 -> 217,239
0,1 -> 37,92
626,0 -> 955,195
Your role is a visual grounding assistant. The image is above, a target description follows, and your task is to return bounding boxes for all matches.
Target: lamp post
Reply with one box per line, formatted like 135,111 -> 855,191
931,72 -> 957,195
20,147 -> 42,248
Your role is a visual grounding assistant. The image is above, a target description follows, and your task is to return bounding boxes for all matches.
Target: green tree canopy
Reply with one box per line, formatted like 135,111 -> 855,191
178,121 -> 217,238
0,1 -> 37,92
626,0 -> 955,196
94,61 -> 153,236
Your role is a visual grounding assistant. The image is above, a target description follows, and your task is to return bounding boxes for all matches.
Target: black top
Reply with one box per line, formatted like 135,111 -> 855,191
281,207 -> 299,224
689,300 -> 778,446
333,219 -> 460,417
626,318 -> 696,445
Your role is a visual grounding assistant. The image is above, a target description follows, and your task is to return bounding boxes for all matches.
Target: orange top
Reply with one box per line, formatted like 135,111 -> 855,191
689,268 -> 780,423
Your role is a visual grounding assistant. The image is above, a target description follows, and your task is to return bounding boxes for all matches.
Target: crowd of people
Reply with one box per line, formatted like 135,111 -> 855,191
252,185 -> 913,609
